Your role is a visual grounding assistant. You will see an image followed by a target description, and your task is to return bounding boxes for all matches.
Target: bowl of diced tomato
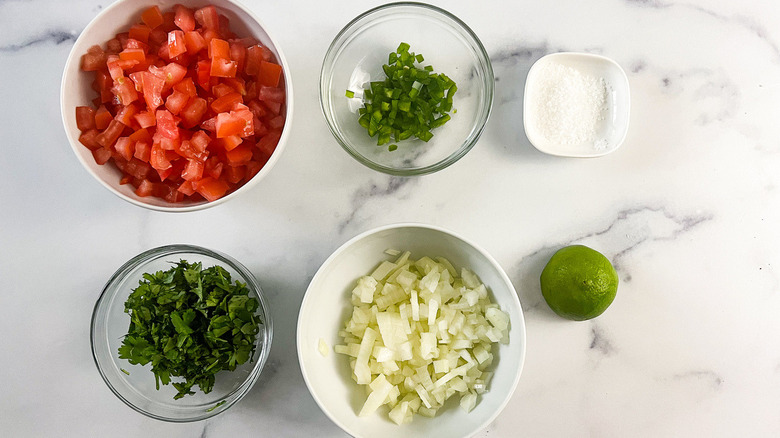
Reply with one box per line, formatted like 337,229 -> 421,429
61,0 -> 292,211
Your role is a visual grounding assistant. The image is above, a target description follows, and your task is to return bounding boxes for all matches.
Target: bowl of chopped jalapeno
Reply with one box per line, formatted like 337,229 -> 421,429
320,2 -> 494,176
90,244 -> 272,422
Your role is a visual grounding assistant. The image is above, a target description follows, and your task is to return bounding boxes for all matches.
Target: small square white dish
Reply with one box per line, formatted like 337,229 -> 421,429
523,52 -> 630,157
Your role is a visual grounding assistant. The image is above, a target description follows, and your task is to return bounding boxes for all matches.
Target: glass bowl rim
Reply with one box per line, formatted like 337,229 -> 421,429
319,1 -> 495,176
90,243 -> 273,422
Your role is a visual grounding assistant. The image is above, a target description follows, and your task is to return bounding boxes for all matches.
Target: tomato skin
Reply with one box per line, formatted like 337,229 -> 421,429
215,112 -> 246,138
76,106 -> 96,131
184,30 -> 207,55
141,6 -> 164,29
114,137 -> 134,161
128,24 -> 151,44
195,177 -> 229,202
210,92 -> 242,113
81,45 -> 107,71
210,57 -> 237,78
79,129 -> 101,150
173,77 -> 197,97
257,61 -> 282,87
225,144 -> 252,165
92,147 -> 112,165
194,6 -> 219,30
209,38 -> 230,60
174,5 -> 196,32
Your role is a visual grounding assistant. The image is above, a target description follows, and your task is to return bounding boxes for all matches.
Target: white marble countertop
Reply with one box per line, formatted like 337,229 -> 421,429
2,0 -> 779,436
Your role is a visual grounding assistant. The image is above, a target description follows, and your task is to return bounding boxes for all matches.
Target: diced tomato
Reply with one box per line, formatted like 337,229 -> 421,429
196,60 -> 211,89
180,97 -> 208,128
258,86 -> 285,103
134,110 -> 156,128
96,119 -> 126,148
150,144 -> 172,170
257,61 -> 282,87
209,38 -> 230,60
134,141 -> 152,162
81,45 -> 107,71
173,77 -> 197,97
165,90 -> 190,115
94,105 -> 113,130
224,165 -> 245,184
177,180 -> 197,196
135,178 -> 155,196
244,160 -> 263,181
182,158 -> 204,180
215,112 -> 246,138
174,5 -> 196,32
167,30 -> 187,58
155,109 -> 179,140
245,44 -> 273,75
76,106 -> 96,131
183,30 -> 207,55
210,57 -> 237,78
230,42 -> 247,74
141,71 -> 165,110
256,129 -> 281,158
119,48 -> 146,64
268,115 -> 285,130
210,92 -> 242,113
190,130 -> 211,152
222,135 -> 243,151
128,24 -> 152,44
194,5 -> 219,31
114,137 -> 134,161
225,144 -> 252,165
195,177 -> 229,202
93,147 -> 112,165
141,6 -> 164,29
204,156 -> 223,178
114,102 -> 139,126
263,100 -> 282,115
76,3 -> 286,204
79,129 -> 101,150
112,79 -> 139,105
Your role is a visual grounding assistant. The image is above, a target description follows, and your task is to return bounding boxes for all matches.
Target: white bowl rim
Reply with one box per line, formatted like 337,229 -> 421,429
523,51 -> 630,158
296,222 -> 526,437
60,0 -> 294,212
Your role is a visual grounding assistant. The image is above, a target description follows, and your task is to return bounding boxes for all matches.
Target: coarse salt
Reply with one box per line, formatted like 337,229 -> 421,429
532,62 -> 608,149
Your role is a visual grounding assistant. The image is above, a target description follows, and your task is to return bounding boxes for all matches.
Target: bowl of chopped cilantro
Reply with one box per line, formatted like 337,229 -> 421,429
90,244 -> 272,422
320,2 -> 494,176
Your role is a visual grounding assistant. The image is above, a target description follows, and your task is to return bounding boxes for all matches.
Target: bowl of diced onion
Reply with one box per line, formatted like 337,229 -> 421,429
296,223 -> 525,438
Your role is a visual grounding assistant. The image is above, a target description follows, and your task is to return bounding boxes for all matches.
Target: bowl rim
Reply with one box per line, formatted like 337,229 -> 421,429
90,243 -> 273,422
296,222 -> 526,437
522,51 -> 631,158
60,0 -> 294,212
319,2 -> 495,176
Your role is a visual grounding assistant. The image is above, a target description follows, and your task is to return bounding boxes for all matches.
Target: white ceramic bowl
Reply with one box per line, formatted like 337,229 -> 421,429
60,0 -> 293,212
297,223 -> 525,438
523,52 -> 630,157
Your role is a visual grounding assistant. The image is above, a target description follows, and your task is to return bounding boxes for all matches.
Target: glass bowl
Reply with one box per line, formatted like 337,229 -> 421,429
90,244 -> 273,422
320,2 -> 494,176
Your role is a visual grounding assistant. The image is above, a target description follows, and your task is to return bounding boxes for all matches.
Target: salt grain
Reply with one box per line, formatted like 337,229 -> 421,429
532,62 -> 608,148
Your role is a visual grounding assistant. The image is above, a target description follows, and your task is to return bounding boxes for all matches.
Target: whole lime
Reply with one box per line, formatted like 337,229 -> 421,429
540,245 -> 618,321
